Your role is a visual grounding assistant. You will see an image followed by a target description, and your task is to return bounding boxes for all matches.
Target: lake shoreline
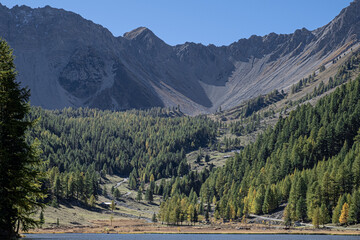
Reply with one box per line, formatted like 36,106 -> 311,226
25,232 -> 360,236
24,218 -> 360,236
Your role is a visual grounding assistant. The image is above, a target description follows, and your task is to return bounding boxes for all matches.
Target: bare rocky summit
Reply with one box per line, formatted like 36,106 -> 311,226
1,1 -> 360,114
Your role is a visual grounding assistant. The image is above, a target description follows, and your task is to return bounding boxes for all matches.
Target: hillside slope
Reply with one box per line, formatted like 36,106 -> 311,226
160,66 -> 360,227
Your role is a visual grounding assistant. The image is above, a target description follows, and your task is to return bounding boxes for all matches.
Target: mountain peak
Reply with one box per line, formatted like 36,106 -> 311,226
1,2 -> 359,114
123,26 -> 169,50
311,0 -> 360,53
339,0 -> 360,20
123,27 -> 154,40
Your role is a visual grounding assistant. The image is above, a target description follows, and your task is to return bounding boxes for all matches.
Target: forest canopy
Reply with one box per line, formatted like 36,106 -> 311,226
27,107 -> 218,203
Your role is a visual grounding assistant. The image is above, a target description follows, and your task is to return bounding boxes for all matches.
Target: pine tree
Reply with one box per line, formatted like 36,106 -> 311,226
199,201 -> 204,215
145,188 -> 153,203
0,39 -> 45,238
103,186 -> 108,197
39,212 -> 45,228
252,186 -> 265,214
193,207 -> 198,224
262,188 -> 271,214
53,174 -> 61,198
129,169 -> 138,190
152,212 -> 157,223
114,188 -> 121,199
283,205 -> 292,227
68,176 -> 76,198
136,189 -> 143,202
295,197 -> 307,221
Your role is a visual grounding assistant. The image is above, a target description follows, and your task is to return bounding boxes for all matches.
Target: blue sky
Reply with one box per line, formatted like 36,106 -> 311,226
1,0 -> 353,46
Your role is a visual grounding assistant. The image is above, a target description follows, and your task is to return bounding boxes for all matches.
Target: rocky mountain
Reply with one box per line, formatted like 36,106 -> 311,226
1,1 -> 360,114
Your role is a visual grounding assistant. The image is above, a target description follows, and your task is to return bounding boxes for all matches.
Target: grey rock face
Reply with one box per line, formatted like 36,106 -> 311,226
0,2 -> 359,114
59,47 -> 106,99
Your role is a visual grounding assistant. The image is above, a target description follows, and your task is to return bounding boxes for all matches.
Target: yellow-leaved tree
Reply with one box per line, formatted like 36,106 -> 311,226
339,202 -> 349,225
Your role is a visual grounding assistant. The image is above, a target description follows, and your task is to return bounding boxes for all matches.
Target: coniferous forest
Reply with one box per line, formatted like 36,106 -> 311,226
161,73 -> 360,225
26,66 -> 360,227
3,36 -> 360,237
26,107 -> 218,204
6,0 -> 360,236
20,51 -> 360,228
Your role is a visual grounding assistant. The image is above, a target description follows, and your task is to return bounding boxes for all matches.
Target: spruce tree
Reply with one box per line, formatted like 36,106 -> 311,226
145,188 -> 153,203
0,39 -> 44,238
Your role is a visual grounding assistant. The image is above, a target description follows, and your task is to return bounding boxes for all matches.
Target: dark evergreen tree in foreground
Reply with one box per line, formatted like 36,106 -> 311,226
0,39 -> 44,238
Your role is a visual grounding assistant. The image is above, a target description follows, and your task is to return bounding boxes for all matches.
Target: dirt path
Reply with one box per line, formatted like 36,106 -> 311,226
110,178 -> 155,218
114,178 -> 128,189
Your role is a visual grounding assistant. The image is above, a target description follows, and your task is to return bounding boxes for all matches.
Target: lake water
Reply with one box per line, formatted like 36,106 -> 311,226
24,233 -> 360,240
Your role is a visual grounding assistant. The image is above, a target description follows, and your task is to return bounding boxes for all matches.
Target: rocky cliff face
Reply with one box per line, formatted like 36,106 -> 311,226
1,1 -> 359,114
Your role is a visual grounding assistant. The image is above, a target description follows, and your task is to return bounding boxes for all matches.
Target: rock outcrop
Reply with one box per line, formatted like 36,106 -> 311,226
0,1 -> 359,114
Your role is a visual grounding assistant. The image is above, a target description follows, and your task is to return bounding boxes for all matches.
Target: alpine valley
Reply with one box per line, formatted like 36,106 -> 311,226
1,0 -> 360,237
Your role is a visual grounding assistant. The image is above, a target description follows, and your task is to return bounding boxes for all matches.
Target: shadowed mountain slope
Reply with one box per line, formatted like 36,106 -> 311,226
1,1 -> 360,114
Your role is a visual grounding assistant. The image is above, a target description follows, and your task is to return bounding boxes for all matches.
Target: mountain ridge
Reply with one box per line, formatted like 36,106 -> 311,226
1,2 -> 359,114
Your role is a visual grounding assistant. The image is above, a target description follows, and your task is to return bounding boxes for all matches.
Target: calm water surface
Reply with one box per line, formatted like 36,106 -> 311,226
24,233 -> 360,240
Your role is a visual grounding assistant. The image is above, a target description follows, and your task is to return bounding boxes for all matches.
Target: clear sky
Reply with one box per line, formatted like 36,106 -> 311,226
0,0 -> 354,46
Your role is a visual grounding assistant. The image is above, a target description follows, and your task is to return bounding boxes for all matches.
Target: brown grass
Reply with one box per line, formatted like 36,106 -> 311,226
26,218 -> 360,235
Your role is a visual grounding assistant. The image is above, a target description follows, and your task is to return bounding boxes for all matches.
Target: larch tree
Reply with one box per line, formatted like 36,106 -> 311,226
339,202 -> 349,225
312,207 -> 320,229
319,203 -> 330,227
0,39 -> 44,238
89,195 -> 96,207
